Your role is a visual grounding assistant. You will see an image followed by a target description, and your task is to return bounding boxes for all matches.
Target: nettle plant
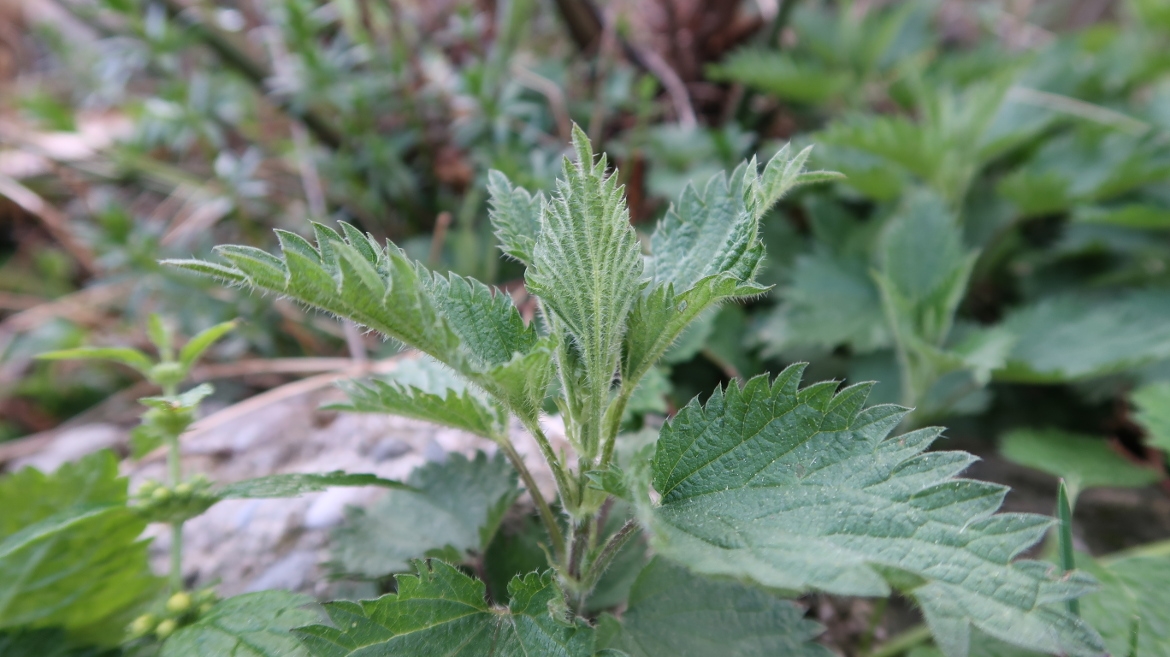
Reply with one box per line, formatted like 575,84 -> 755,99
163,127 -> 1107,656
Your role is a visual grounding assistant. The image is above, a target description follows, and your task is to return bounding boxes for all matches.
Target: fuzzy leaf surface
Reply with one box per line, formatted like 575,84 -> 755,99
160,591 -> 319,657
488,170 -> 544,264
331,452 -> 520,577
526,127 -> 644,451
641,364 -> 1104,657
600,557 -> 831,657
217,472 -> 411,499
163,224 -> 547,421
294,562 -> 594,657
0,452 -> 159,643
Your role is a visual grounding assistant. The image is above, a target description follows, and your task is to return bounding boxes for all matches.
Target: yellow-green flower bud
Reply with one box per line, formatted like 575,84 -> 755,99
174,483 -> 193,497
128,613 -> 156,637
155,618 -> 177,639
166,591 -> 193,614
152,487 -> 172,502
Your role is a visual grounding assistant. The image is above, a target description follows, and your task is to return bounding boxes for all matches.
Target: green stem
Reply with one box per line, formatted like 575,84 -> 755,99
162,383 -> 184,592
598,384 -> 635,469
580,518 -> 638,593
520,416 -> 577,514
497,439 -> 566,564
870,624 -> 932,657
169,522 -> 183,592
1057,479 -> 1080,616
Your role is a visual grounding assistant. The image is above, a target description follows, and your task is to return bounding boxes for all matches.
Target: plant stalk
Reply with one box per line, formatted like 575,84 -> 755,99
580,518 -> 638,593
497,439 -> 566,564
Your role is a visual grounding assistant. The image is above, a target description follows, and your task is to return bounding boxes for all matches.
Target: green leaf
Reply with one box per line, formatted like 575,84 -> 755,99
294,562 -> 594,657
1133,382 -> 1170,452
994,290 -> 1170,382
160,591 -> 319,657
758,249 -> 888,356
163,224 -> 549,423
331,451 -> 521,578
1000,429 -> 1161,494
875,192 -> 976,347
139,383 -> 215,412
0,629 -> 121,657
641,365 -> 1104,657
487,169 -> 544,264
0,453 -> 160,644
706,49 -> 853,105
526,126 -> 645,456
217,472 -> 411,499
1080,545 -> 1170,657
178,320 -> 238,371
600,557 -> 831,657
1073,204 -> 1170,230
35,347 -> 154,376
147,314 -> 174,361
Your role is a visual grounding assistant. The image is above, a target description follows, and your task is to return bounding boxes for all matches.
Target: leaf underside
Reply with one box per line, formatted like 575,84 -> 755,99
641,364 -> 1105,657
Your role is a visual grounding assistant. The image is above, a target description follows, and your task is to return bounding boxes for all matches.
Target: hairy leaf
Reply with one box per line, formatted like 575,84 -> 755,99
706,49 -> 853,104
217,472 -> 411,499
293,562 -> 593,656
994,290 -> 1170,382
331,451 -> 520,578
1000,429 -> 1160,494
160,591 -> 319,657
600,557 -> 831,657
640,365 -> 1104,657
526,126 -> 644,455
0,453 -> 159,644
1133,383 -> 1170,452
488,169 -> 544,264
163,224 -> 549,422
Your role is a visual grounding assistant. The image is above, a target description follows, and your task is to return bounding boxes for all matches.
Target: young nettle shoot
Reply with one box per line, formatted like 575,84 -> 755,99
163,127 -> 1107,657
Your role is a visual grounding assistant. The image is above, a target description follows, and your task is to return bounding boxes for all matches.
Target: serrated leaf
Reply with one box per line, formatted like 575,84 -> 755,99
526,126 -> 645,456
1079,546 -> 1170,657
994,290 -> 1170,382
488,169 -> 544,264
640,365 -> 1105,657
876,192 -> 976,347
217,472 -> 411,499
178,320 -> 238,371
331,451 -> 521,578
160,591 -> 319,657
600,557 -> 831,657
35,347 -> 154,376
294,562 -> 594,657
758,249 -> 888,356
163,224 -> 548,423
1000,429 -> 1161,494
0,452 -> 160,643
1133,382 -> 1170,452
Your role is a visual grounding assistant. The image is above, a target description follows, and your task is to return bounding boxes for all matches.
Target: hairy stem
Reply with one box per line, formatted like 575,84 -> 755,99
497,439 -> 566,564
580,518 -> 638,593
520,416 -> 577,514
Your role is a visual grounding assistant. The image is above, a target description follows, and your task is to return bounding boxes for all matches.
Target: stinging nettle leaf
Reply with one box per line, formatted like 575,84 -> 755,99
160,591 -> 320,657
526,125 -> 645,455
639,364 -> 1105,657
331,451 -> 520,578
600,557 -> 832,657
1133,382 -> 1170,453
1079,546 -> 1170,657
1000,429 -> 1161,495
35,347 -> 154,376
178,319 -> 238,371
294,561 -> 594,657
488,169 -> 544,265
